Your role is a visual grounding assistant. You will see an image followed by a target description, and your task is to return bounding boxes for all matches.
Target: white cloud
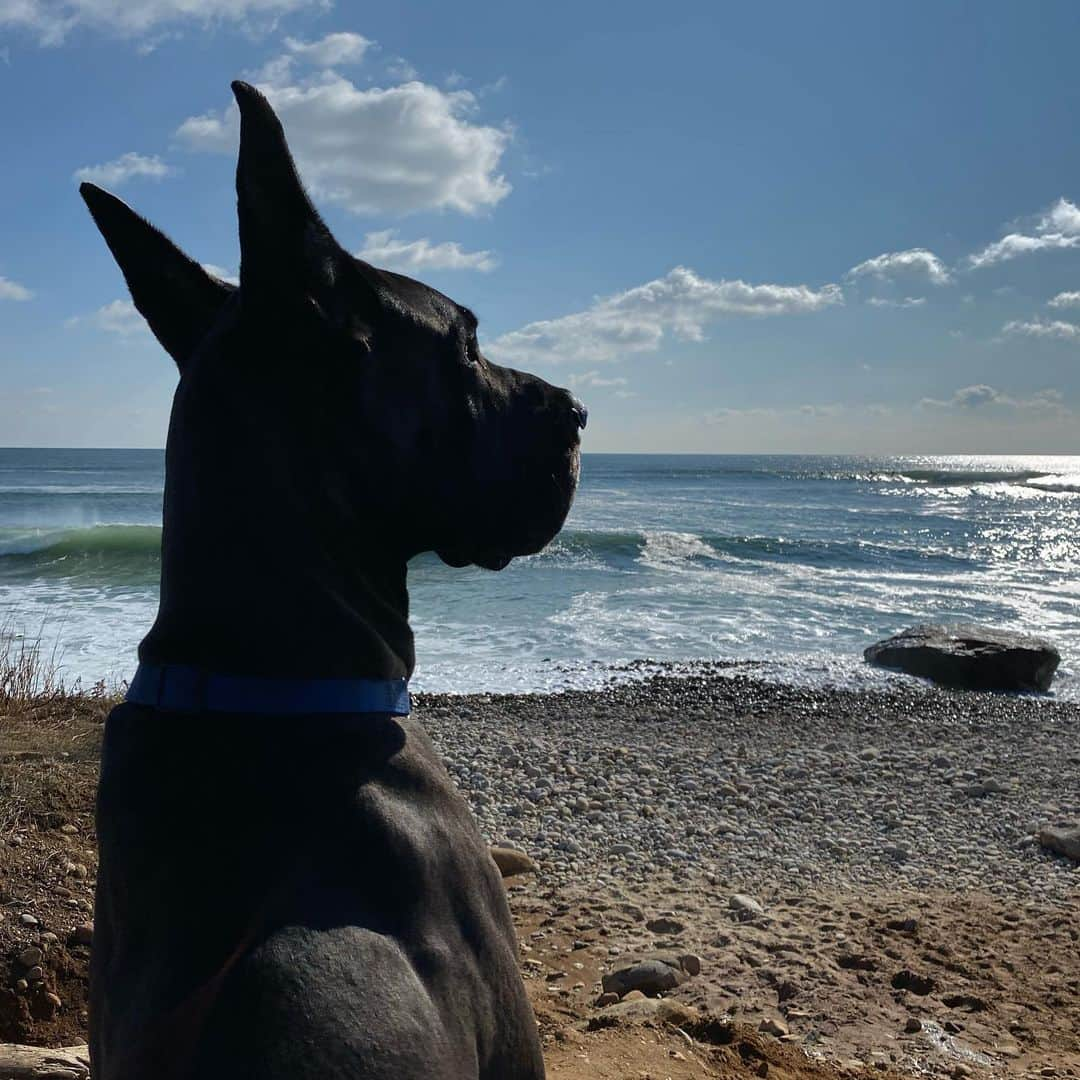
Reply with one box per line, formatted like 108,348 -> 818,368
845,248 -> 951,286
921,384 -> 1067,411
0,0 -> 329,45
386,56 -> 418,81
1002,318 -> 1080,341
486,266 -> 842,366
0,274 -> 33,301
1047,290 -> 1080,309
68,298 -> 150,338
567,371 -> 628,389
284,31 -> 371,67
177,72 -> 511,216
704,402 -> 847,423
967,198 -> 1080,268
866,296 -> 926,308
355,230 -> 497,273
73,151 -> 173,187
201,263 -> 239,285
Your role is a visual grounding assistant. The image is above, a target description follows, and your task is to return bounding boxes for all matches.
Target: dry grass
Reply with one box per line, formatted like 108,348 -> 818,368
0,632 -> 114,837
0,621 -> 70,706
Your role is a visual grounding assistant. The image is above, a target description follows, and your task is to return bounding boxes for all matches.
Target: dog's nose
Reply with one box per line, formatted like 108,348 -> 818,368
570,397 -> 588,431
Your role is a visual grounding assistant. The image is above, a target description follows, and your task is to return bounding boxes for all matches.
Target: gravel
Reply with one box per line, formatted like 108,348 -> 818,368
414,668 -> 1080,902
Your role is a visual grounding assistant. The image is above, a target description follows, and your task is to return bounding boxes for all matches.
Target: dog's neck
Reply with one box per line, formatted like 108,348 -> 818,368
139,387 -> 415,682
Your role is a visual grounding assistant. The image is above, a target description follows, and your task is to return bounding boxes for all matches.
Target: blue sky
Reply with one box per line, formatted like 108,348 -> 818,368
1,0 -> 1079,452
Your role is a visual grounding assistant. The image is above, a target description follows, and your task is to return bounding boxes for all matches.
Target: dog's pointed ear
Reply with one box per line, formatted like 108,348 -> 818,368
79,183 -> 235,370
232,80 -> 345,298
232,81 -> 380,344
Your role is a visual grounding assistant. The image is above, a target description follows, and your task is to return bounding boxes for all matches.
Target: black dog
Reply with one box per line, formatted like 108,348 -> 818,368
81,81 -> 584,1079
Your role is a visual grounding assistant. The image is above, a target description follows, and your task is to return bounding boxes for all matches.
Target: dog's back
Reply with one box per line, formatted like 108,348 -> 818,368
92,706 -> 544,1080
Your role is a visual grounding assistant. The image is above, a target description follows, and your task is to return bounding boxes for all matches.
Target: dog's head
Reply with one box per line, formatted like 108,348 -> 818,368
80,81 -> 584,572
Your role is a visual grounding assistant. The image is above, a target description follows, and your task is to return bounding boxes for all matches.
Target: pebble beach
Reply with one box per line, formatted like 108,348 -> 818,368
421,668 -> 1080,901
422,670 -> 1080,1076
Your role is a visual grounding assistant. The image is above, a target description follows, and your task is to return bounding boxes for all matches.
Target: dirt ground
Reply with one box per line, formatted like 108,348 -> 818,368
1,697 -> 1077,1080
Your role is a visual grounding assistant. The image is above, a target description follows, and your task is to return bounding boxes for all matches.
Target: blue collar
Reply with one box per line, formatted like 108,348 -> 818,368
126,662 -> 410,716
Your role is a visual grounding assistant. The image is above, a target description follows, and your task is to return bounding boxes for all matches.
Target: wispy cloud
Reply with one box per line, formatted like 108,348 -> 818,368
0,0 -> 330,46
705,402 -> 848,423
68,298 -> 150,338
567,371 -> 628,389
486,267 -> 842,366
1047,290 -> 1080,309
920,384 -> 1067,411
967,197 -> 1080,268
386,56 -> 419,81
845,248 -> 951,286
0,275 -> 33,301
1002,318 -> 1080,341
73,151 -> 173,187
866,296 -> 926,308
201,263 -> 239,285
355,230 -> 497,272
284,31 -> 372,67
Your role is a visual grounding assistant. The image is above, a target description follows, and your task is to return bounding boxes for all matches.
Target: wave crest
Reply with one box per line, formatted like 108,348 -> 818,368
0,524 -> 162,561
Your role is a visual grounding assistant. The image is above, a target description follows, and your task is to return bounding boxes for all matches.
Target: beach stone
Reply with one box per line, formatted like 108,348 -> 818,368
759,1017 -> 789,1038
679,953 -> 702,976
19,914 -> 39,927
863,624 -> 1059,692
891,969 -> 936,995
602,958 -> 687,998
595,996 -> 701,1027
70,923 -> 94,947
17,946 -> 43,968
1037,825 -> 1080,862
729,893 -> 764,920
646,915 -> 686,935
30,989 -> 62,1020
488,846 -> 538,878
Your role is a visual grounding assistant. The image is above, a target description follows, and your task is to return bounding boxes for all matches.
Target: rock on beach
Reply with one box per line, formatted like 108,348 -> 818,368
863,623 -> 1060,692
488,845 -> 539,878
601,956 -> 691,998
1037,825 -> 1080,862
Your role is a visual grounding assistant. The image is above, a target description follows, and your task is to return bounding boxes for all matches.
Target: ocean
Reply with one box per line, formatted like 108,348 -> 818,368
0,448 -> 1077,699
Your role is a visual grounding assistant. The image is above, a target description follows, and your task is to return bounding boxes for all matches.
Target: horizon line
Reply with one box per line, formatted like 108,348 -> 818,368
1,446 -> 1078,457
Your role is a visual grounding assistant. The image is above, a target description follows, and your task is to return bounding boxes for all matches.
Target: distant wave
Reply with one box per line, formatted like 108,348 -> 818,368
0,526 -> 162,585
1025,474 -> 1080,494
891,468 -> 1051,486
757,466 -> 1075,491
0,485 -> 163,495
536,528 -> 972,572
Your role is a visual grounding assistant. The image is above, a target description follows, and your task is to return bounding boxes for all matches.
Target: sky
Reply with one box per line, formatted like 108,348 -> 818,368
1,0 -> 1079,453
